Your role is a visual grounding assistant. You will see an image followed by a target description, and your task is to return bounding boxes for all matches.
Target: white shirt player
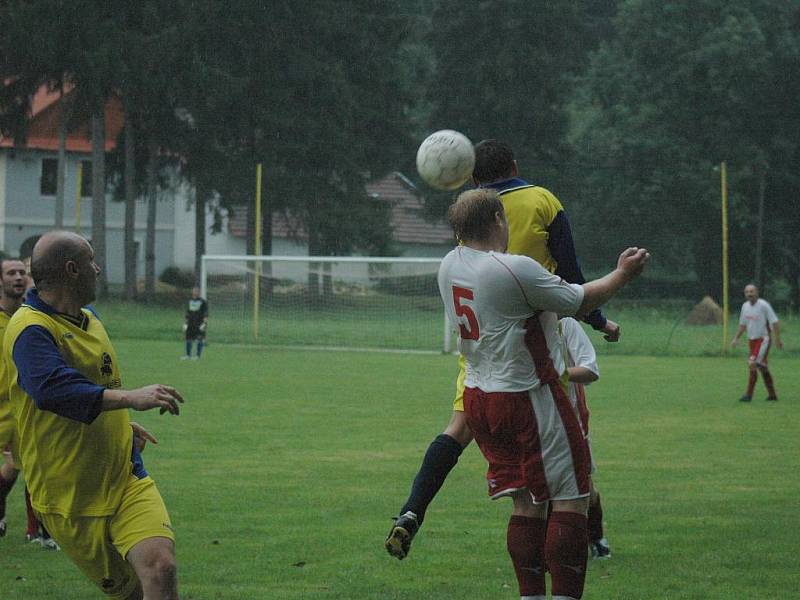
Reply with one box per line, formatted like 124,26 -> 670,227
438,246 -> 584,392
739,298 -> 778,340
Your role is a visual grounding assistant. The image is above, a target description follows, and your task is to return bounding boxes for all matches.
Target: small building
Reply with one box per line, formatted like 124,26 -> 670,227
0,85 -> 176,284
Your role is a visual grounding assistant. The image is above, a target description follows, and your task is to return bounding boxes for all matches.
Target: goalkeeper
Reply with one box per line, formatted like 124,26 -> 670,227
386,139 -> 619,560
182,286 -> 208,360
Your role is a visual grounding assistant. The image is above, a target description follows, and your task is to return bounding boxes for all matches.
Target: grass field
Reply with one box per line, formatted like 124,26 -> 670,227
1,337 -> 798,599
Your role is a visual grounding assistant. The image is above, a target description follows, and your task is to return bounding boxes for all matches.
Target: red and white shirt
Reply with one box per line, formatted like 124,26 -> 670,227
739,298 -> 779,340
438,246 -> 584,392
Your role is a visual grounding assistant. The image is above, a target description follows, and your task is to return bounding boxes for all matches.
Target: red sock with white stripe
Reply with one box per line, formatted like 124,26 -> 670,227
546,511 -> 588,599
746,370 -> 757,397
507,515 -> 547,598
761,369 -> 777,398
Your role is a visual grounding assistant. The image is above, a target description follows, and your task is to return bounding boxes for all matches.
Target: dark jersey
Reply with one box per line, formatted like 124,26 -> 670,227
185,298 -> 208,327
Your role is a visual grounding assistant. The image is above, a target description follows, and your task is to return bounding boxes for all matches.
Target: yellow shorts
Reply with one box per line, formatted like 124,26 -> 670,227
0,409 -> 15,449
453,354 -> 466,412
39,475 -> 174,600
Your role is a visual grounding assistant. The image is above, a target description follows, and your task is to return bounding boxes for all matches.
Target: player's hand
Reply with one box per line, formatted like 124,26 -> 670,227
776,339 -> 783,350
199,322 -> 207,332
730,338 -> 738,348
130,421 -> 158,453
182,323 -> 188,333
617,247 -> 650,279
126,385 -> 184,415
602,319 -> 620,342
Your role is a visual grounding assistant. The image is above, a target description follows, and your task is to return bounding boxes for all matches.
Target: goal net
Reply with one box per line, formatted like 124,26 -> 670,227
200,255 -> 452,353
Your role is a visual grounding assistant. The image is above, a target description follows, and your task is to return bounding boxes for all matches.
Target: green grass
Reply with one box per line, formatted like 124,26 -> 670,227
91,297 -> 800,358
1,340 -> 798,598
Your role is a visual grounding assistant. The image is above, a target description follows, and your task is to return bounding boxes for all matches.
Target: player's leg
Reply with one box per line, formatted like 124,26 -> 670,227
755,340 -> 777,400
547,497 -> 590,600
0,464 -> 17,537
385,410 -> 472,559
113,476 -> 178,600
196,333 -> 205,358
24,486 -> 41,542
587,480 -> 610,559
508,491 -> 548,600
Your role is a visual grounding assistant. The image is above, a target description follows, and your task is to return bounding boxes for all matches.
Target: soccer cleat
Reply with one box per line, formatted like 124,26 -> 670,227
739,395 -> 752,402
180,355 -> 191,361
40,536 -> 60,551
385,511 -> 419,560
766,396 -> 778,401
0,517 -> 6,537
27,533 -> 42,545
590,537 -> 611,559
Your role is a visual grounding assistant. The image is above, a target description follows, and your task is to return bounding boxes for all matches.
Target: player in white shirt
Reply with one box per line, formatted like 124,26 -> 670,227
560,317 -> 611,559
438,189 -> 648,600
731,284 -> 782,401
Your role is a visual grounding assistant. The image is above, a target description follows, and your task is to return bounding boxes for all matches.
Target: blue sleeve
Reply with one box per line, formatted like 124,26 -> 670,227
13,326 -> 105,424
547,211 -> 608,331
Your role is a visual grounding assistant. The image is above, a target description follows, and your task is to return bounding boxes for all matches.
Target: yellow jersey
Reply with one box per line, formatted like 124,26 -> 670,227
5,291 -> 132,518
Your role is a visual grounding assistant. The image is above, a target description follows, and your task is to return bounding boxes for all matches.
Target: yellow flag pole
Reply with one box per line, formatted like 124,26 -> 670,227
721,161 -> 729,354
75,162 -> 83,234
253,163 -> 263,340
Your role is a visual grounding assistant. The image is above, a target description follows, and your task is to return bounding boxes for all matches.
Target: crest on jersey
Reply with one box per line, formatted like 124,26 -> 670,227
100,352 -> 113,376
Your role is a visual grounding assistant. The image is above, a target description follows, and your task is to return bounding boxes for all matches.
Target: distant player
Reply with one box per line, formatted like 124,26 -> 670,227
182,286 -> 208,360
0,258 -> 28,537
435,190 -> 647,599
8,231 -> 184,598
386,139 -> 619,560
561,317 -> 610,559
731,284 -> 782,401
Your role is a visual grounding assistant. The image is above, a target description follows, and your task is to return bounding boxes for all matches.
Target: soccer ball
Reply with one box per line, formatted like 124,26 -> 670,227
416,130 -> 475,191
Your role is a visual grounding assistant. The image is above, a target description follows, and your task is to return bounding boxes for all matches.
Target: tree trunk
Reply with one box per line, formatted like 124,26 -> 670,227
55,92 -> 70,229
194,179 -> 206,283
144,140 -> 158,297
91,109 -> 108,298
124,117 -> 137,300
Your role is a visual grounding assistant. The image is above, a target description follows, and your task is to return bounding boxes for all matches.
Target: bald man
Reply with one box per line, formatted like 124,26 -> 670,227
731,284 -> 782,401
5,231 -> 185,599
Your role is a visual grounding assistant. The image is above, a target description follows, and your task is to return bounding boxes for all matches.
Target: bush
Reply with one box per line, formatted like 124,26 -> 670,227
159,266 -> 196,289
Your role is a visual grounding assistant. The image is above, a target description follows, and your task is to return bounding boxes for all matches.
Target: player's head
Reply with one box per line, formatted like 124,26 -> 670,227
744,284 -> 759,303
472,139 -> 519,186
191,286 -> 200,298
448,189 -> 508,251
0,257 -> 27,301
21,256 -> 34,291
31,231 -> 100,305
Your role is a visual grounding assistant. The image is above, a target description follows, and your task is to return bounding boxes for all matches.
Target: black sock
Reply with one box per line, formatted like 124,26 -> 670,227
399,434 -> 463,524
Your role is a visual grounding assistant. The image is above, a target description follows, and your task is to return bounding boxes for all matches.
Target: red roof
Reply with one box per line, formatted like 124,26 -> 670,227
228,172 -> 453,247
0,84 -> 123,153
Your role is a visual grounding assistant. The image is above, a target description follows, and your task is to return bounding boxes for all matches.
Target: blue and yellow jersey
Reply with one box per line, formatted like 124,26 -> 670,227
0,310 -> 14,448
4,290 -> 135,518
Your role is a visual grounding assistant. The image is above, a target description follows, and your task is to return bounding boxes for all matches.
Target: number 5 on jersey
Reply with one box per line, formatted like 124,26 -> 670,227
452,286 -> 480,340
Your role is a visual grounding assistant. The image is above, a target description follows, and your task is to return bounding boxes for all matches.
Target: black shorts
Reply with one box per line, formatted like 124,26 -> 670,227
186,324 -> 205,341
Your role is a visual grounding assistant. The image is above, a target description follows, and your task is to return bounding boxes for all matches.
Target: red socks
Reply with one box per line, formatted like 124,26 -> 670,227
587,494 -> 604,543
546,511 -> 588,599
25,487 -> 39,536
507,515 -> 547,597
746,370 -> 757,397
761,369 -> 777,398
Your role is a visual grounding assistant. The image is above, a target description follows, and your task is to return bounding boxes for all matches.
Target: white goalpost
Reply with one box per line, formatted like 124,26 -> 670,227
200,255 -> 454,354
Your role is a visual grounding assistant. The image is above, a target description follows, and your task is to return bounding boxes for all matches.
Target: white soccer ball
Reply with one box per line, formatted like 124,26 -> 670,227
416,130 -> 475,191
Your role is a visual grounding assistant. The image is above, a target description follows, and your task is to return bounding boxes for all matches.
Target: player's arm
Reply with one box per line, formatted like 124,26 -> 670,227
771,321 -> 782,349
578,248 -> 649,316
546,208 -> 613,335
567,366 -> 598,384
731,324 -> 747,347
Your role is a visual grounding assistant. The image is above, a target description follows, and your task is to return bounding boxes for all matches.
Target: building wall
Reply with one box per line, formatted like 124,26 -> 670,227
0,148 -> 176,284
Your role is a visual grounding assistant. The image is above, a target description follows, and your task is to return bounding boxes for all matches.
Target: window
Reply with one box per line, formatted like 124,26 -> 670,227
80,160 -> 92,197
40,158 -> 57,196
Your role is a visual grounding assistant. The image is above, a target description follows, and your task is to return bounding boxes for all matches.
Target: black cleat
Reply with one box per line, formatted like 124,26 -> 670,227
739,395 -> 752,402
590,537 -> 611,559
385,511 -> 419,560
766,396 -> 778,401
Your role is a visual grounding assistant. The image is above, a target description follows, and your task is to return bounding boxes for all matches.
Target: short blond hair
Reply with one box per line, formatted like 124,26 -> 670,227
447,189 -> 504,243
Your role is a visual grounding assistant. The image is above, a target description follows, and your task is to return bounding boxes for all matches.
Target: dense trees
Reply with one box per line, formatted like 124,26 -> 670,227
0,0 -> 798,307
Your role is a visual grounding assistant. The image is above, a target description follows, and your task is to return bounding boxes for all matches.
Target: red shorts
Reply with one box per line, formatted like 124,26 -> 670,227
464,383 -> 591,503
748,338 -> 770,365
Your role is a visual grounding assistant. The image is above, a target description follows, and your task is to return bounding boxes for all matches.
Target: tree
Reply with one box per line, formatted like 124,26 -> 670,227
570,0 -> 800,303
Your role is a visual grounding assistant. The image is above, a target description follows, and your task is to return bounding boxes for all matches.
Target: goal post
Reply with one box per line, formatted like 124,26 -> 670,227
200,254 -> 454,353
